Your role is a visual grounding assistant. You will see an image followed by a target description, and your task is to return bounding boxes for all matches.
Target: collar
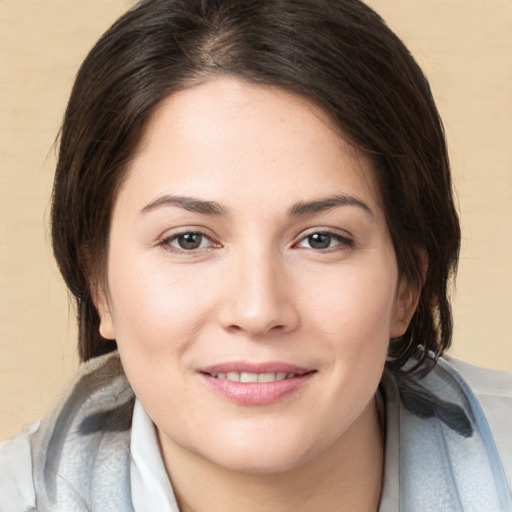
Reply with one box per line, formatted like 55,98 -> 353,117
130,399 -> 180,512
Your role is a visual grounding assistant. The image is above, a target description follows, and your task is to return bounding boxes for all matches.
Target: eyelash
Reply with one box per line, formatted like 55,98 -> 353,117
159,231 -> 219,253
159,229 -> 354,254
293,231 -> 354,252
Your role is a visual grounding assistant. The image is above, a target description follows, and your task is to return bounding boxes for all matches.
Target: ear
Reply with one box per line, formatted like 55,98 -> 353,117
81,244 -> 116,340
389,279 -> 421,338
389,249 -> 427,338
93,284 -> 116,340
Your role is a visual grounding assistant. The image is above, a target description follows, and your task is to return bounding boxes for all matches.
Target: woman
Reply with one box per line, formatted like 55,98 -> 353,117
1,0 -> 511,510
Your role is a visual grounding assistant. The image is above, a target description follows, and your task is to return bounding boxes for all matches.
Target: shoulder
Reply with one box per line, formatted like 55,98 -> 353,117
441,357 -> 512,485
442,357 -> 512,427
382,356 -> 512,509
0,351 -> 135,511
445,357 -> 512,399
0,422 -> 39,511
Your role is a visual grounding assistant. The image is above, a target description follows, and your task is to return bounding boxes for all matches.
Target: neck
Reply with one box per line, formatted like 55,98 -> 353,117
159,398 -> 384,512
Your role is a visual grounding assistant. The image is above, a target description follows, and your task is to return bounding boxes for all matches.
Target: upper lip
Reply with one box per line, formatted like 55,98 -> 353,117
199,361 -> 313,375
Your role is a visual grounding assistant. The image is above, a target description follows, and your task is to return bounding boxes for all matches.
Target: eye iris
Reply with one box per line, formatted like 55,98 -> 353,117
308,233 -> 331,249
178,233 -> 202,250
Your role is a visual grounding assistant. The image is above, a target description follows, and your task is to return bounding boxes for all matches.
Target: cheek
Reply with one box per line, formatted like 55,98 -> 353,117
307,266 -> 397,342
105,258 -> 216,409
300,258 -> 397,396
106,254 -> 218,355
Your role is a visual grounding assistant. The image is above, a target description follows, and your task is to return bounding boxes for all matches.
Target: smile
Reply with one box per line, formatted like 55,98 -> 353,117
199,365 -> 316,406
208,372 -> 300,382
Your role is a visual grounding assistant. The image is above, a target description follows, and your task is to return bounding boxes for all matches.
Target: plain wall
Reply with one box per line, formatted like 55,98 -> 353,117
1,0 -> 511,441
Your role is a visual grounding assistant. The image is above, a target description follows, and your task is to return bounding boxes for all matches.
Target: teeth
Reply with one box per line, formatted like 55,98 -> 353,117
211,372 -> 298,382
258,373 -> 276,382
240,372 -> 258,383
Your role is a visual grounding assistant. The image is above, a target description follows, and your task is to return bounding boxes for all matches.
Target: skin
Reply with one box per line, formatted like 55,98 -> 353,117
97,78 -> 419,512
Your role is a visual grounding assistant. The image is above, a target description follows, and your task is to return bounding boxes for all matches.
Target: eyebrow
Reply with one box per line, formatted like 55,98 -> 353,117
141,195 -> 226,216
288,194 -> 374,217
140,193 -> 373,218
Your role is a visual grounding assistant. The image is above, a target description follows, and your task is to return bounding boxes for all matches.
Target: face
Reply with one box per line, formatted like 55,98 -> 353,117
97,78 -> 416,474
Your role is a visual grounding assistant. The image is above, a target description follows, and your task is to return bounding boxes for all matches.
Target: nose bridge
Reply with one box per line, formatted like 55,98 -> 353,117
220,242 -> 297,336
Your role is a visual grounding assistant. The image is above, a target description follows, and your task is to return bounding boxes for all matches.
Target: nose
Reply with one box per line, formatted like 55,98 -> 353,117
218,248 -> 299,337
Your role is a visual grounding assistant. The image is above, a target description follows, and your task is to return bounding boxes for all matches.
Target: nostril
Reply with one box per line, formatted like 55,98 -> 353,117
226,322 -> 286,335
228,324 -> 243,332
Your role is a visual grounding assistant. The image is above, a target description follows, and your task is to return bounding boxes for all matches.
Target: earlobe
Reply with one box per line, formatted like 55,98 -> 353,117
81,245 -> 116,340
389,280 -> 421,339
99,310 -> 116,340
390,249 -> 427,338
94,287 -> 116,340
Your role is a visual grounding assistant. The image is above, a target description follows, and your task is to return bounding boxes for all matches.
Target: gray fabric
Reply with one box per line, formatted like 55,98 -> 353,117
1,352 -> 511,511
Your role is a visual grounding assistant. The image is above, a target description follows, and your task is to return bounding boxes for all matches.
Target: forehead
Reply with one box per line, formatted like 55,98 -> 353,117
119,77 -> 382,218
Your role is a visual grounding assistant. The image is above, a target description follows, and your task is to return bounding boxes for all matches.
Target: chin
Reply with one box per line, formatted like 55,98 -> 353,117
193,427 -> 324,475
207,449 -> 310,475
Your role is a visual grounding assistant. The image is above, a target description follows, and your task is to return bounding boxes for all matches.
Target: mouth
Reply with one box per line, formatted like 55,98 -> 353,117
204,371 -> 311,382
198,363 -> 316,405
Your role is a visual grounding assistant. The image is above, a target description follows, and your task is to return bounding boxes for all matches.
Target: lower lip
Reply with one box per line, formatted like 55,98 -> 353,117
200,373 -> 315,406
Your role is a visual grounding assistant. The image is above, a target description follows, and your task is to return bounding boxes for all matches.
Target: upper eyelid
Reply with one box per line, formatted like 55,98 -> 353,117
158,229 -> 219,250
164,231 -> 211,242
297,233 -> 353,244
159,226 -> 216,241
158,233 -> 221,257
292,228 -> 355,249
295,226 -> 354,241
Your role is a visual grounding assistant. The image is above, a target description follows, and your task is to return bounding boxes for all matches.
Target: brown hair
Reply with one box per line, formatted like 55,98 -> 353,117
51,0 -> 460,370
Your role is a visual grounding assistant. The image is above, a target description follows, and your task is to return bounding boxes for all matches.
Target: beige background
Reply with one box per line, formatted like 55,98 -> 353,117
1,0 -> 511,441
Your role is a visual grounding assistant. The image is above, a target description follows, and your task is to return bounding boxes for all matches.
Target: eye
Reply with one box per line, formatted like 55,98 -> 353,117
296,231 -> 353,251
161,231 -> 216,251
